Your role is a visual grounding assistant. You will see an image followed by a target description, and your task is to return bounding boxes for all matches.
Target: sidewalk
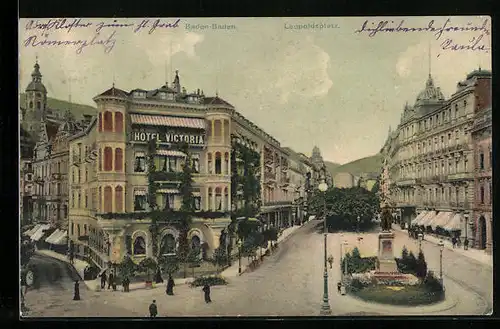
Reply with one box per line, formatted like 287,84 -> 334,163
392,226 -> 493,268
221,224 -> 302,278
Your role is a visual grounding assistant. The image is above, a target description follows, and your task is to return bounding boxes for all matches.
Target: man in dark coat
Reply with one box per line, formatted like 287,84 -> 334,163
108,272 -> 114,290
100,272 -> 107,289
123,277 -> 130,292
464,238 -> 469,250
73,280 -> 81,300
202,284 -> 211,303
166,275 -> 175,295
337,281 -> 342,293
149,300 -> 158,318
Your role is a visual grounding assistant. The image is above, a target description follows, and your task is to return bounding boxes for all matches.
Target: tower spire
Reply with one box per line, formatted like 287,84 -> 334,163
428,40 -> 431,77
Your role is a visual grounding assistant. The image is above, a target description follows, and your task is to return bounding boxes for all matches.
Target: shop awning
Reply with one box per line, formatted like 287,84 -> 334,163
432,212 -> 454,230
156,150 -> 186,157
412,211 -> 427,225
443,213 -> 463,231
130,114 -> 206,129
51,230 -> 68,245
45,229 -> 61,244
157,189 -> 179,194
420,211 -> 437,227
134,190 -> 147,196
25,224 -> 41,236
31,224 -> 51,241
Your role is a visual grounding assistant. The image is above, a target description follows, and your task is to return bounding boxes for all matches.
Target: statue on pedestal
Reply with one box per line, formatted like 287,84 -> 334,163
380,206 -> 393,232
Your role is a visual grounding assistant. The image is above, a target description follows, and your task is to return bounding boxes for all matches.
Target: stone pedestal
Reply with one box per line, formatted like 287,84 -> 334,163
377,231 -> 397,272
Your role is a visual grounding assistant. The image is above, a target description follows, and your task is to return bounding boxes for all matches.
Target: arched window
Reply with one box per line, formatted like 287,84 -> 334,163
115,185 -> 123,213
115,148 -> 123,171
77,224 -> 81,237
214,120 -> 222,141
215,152 -> 222,174
224,120 -> 230,143
207,153 -> 213,174
133,236 -> 146,255
224,187 -> 229,211
104,186 -> 112,213
224,152 -> 229,174
103,111 -> 113,132
98,113 -> 103,132
191,235 -> 201,250
36,101 -> 41,110
98,186 -> 102,212
161,234 -> 176,255
114,112 -> 124,133
215,187 -> 222,211
29,101 -> 33,109
104,147 -> 113,171
98,148 -> 102,171
480,186 -> 485,204
208,187 -> 213,210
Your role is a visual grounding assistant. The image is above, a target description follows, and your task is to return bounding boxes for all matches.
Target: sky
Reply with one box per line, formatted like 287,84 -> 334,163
19,16 -> 491,164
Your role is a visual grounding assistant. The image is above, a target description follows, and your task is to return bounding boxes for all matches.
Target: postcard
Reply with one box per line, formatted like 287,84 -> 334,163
19,16 -> 492,317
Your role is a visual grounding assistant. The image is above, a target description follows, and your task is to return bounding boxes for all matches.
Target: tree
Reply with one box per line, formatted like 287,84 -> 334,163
407,251 -> 418,274
371,179 -> 380,194
416,250 -> 428,279
118,255 -> 138,280
401,246 -> 409,260
138,257 -> 157,282
187,247 -> 202,278
210,247 -> 227,273
158,255 -> 180,276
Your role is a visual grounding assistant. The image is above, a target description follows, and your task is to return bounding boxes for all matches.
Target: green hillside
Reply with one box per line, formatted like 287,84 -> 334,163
324,161 -> 341,174
19,93 -> 97,118
327,153 -> 383,177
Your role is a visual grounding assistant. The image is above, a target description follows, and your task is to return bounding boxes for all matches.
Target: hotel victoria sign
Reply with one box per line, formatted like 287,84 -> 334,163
130,129 -> 206,145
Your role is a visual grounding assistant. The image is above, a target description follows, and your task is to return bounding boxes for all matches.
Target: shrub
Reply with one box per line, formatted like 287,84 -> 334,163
350,285 -> 444,306
342,250 -> 377,274
189,275 -> 228,287
349,278 -> 366,291
416,251 -> 427,279
422,271 -> 443,292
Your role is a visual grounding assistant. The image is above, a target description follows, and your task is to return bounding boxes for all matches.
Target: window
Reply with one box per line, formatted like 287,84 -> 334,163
135,152 -> 146,172
104,147 -> 113,171
464,157 -> 468,171
115,186 -> 123,212
115,148 -> 123,171
208,187 -> 213,210
36,101 -> 41,110
448,133 -> 452,146
161,234 -> 176,255
455,104 -> 459,118
85,168 -> 88,182
160,92 -> 166,100
455,130 -> 459,141
489,149 -> 493,169
464,100 -> 467,107
224,187 -> 229,211
489,180 -> 492,204
71,192 -> 75,208
168,157 -> 176,172
480,153 -> 485,170
133,236 -> 146,255
84,191 -> 88,208
441,161 -> 444,175
98,148 -> 102,171
440,136 -> 444,148
103,186 -> 112,213
63,205 -> 67,218
160,193 -> 174,210
103,111 -> 113,132
192,154 -> 200,173
480,186 -> 485,204
224,152 -> 229,174
98,113 -> 103,132
115,112 -> 124,133
215,187 -> 222,210
77,225 -> 81,237
215,152 -> 222,174
134,191 -> 147,211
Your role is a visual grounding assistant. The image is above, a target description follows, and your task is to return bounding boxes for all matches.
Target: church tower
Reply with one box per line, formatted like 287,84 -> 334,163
23,59 -> 48,141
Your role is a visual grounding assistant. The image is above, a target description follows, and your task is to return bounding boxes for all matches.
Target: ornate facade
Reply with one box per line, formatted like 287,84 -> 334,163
67,71 -> 311,268
381,69 -> 491,248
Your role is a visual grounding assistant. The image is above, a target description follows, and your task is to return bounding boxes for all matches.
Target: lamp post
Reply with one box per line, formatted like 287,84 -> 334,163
339,234 -> 344,282
318,178 -> 331,315
418,233 -> 423,253
238,239 -> 242,274
438,240 -> 444,286
356,215 -> 360,233
343,241 -> 348,280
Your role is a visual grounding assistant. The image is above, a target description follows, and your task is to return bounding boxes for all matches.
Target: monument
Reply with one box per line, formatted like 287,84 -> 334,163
376,206 -> 398,273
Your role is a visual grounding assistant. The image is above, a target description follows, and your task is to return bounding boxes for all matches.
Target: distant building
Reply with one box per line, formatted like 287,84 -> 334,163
20,127 -> 35,225
334,172 -> 355,188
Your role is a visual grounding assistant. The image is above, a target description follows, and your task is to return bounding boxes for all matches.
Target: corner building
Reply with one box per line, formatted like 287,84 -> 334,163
68,71 -> 310,268
381,69 -> 491,250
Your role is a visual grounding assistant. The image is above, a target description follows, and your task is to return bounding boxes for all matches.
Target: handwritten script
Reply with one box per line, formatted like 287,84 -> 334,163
23,18 -> 181,54
354,18 -> 490,54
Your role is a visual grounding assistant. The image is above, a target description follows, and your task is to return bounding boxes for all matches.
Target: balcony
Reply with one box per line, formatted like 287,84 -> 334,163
151,171 -> 182,182
447,172 -> 473,181
396,179 -> 416,187
264,200 -> 293,207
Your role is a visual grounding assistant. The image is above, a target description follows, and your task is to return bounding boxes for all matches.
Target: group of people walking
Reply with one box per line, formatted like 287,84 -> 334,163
408,226 -> 424,240
100,271 -> 132,292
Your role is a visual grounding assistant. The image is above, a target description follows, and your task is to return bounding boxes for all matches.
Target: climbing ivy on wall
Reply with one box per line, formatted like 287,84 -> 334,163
147,138 -> 159,259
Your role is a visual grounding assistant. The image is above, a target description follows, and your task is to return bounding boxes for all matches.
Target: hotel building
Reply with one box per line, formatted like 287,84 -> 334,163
67,71 -> 311,268
381,68 -> 492,249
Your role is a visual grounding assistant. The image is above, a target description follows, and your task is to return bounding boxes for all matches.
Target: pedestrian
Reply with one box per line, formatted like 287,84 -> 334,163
73,280 -> 80,300
202,283 -> 211,303
456,237 -> 461,248
464,238 -> 469,250
452,236 -> 456,248
149,300 -> 158,318
327,255 -> 334,269
100,271 -> 107,289
166,274 -> 175,296
337,281 -> 342,293
123,277 -> 130,292
69,252 -> 74,265
108,272 -> 114,290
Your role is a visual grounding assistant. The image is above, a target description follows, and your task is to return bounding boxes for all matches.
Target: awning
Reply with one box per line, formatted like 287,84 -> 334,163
31,224 -> 51,241
134,190 -> 147,196
157,189 -> 179,194
45,229 -> 61,244
130,114 -> 206,129
420,211 -> 437,227
426,212 -> 443,229
156,150 -> 186,157
25,224 -> 41,236
443,213 -> 463,231
412,211 -> 427,225
432,212 -> 454,230
52,230 -> 68,245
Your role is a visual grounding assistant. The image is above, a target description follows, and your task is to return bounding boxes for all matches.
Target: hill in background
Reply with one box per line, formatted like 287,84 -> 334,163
19,93 -> 97,118
327,153 -> 383,177
324,161 -> 341,174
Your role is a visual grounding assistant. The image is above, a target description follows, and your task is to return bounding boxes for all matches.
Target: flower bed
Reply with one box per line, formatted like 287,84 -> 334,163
189,275 -> 228,288
349,284 -> 444,306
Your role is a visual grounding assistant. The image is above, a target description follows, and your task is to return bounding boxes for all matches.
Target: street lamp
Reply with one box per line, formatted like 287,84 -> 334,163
343,240 -> 348,280
418,233 -> 423,253
318,178 -> 331,315
356,215 -> 360,232
438,240 -> 444,286
237,239 -> 242,275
